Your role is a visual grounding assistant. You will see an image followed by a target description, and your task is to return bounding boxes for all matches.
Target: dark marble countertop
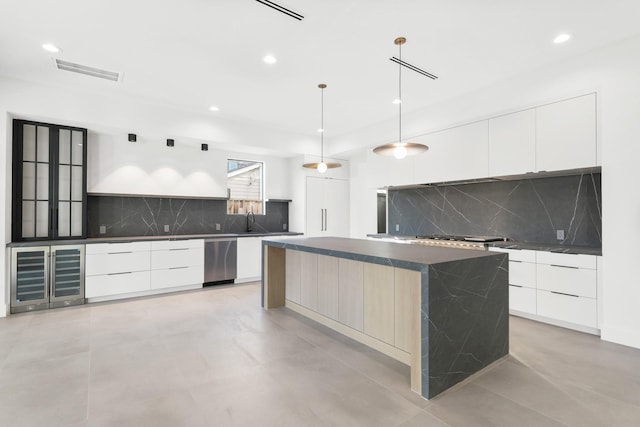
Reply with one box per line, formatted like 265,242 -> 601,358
366,234 -> 602,256
263,236 -> 501,271
6,232 -> 304,248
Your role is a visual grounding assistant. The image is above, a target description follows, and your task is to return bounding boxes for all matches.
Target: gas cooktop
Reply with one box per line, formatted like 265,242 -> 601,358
414,235 -> 507,243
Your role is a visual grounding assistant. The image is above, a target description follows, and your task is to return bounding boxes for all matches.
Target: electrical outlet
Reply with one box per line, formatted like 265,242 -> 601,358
556,229 -> 565,240
396,224 -> 400,232
164,224 -> 170,233
216,223 -> 221,231
99,225 -> 106,234
283,223 -> 287,230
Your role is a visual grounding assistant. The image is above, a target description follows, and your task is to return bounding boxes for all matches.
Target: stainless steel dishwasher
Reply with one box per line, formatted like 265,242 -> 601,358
204,238 -> 237,285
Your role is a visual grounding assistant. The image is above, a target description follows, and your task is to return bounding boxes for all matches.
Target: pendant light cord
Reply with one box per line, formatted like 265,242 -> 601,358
321,86 -> 324,162
398,41 -> 402,145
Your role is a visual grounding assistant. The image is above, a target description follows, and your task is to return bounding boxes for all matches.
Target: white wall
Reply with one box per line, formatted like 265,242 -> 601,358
345,34 -> 640,349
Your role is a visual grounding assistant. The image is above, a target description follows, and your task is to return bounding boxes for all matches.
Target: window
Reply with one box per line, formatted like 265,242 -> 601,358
227,159 -> 264,214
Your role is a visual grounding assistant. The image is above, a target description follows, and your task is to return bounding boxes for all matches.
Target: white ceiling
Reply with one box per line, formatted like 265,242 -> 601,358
2,0 -> 640,154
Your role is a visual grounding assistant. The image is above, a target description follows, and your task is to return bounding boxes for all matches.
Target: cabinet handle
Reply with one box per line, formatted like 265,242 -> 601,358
108,271 -> 133,276
169,248 -> 189,251
320,209 -> 324,231
550,264 -> 579,270
324,209 -> 328,231
509,284 -> 524,288
550,291 -> 579,298
169,266 -> 189,270
108,251 -> 133,255
510,260 -> 523,263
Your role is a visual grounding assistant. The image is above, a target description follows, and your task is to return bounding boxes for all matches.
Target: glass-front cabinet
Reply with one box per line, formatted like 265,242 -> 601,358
12,120 -> 87,242
10,245 -> 85,313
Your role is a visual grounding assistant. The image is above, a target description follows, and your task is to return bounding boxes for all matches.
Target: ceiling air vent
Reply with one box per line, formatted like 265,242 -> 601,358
389,57 -> 438,80
255,0 -> 304,21
54,59 -> 122,82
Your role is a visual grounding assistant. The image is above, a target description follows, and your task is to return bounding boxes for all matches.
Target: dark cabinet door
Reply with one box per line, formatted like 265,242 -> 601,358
12,120 -> 87,241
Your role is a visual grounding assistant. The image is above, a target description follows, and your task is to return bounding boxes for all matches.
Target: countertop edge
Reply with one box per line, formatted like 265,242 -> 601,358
6,232 -> 304,247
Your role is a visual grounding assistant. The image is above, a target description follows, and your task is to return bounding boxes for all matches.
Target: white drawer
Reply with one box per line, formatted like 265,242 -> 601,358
537,290 -> 597,328
536,251 -> 596,269
536,264 -> 596,298
509,285 -> 536,314
86,241 -> 151,255
509,261 -> 536,287
151,239 -> 204,251
86,251 -> 150,276
151,247 -> 204,270
150,265 -> 203,289
490,247 -> 536,263
85,271 -> 150,298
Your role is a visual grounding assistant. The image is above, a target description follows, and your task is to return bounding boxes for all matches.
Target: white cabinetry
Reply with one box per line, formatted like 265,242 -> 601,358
488,109 -> 536,176
536,252 -> 597,329
305,177 -> 349,237
150,239 -> 203,290
85,242 -> 151,298
536,94 -> 597,171
490,247 -> 599,333
237,237 -> 263,283
86,239 -> 204,301
413,121 -> 489,184
490,248 -> 537,315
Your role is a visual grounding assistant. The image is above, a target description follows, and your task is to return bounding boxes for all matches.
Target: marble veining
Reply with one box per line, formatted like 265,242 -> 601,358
87,195 -> 289,238
388,172 -> 601,248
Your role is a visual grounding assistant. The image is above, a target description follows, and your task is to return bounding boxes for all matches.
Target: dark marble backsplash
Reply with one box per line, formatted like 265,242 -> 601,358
388,172 -> 601,248
87,195 -> 289,238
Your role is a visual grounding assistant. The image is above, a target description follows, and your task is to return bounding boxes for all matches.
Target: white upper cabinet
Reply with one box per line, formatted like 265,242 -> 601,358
413,121 -> 489,184
488,109 -> 536,176
535,93 -> 597,171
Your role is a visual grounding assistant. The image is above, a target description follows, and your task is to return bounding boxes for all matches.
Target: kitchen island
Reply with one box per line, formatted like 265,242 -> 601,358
261,237 -> 508,399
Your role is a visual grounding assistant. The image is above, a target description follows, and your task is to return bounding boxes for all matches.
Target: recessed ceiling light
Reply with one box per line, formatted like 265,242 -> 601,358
392,99 -> 402,105
42,43 -> 61,53
263,55 -> 277,64
209,106 -> 220,112
317,128 -> 324,133
553,33 -> 572,44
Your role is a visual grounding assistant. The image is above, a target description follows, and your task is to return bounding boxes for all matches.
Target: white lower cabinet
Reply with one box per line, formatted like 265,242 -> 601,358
490,247 -> 600,333
237,237 -> 263,283
85,242 -> 151,298
536,290 -> 597,329
86,239 -> 204,300
150,239 -> 204,290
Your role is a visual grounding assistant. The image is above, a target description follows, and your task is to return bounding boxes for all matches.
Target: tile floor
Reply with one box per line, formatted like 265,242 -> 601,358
1,282 -> 640,426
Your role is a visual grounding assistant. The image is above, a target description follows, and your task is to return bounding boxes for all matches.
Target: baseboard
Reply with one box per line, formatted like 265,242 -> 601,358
86,283 -> 202,303
600,324 -> 640,350
509,310 -> 600,336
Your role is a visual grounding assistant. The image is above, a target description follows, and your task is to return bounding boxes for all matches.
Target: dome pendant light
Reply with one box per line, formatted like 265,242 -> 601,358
373,37 -> 429,159
303,83 -> 341,172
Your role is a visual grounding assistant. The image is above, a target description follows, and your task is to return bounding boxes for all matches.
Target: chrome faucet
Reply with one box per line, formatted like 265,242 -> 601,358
246,210 -> 255,232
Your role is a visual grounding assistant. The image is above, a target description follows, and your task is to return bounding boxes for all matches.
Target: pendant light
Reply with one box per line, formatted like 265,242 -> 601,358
303,83 -> 341,173
373,37 -> 429,159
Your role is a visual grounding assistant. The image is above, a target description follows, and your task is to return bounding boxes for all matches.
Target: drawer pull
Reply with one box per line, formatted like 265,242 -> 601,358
169,266 -> 189,270
550,264 -> 579,270
169,248 -> 189,251
550,291 -> 579,298
509,260 -> 523,264
509,284 -> 524,288
107,271 -> 133,276
108,251 -> 133,255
